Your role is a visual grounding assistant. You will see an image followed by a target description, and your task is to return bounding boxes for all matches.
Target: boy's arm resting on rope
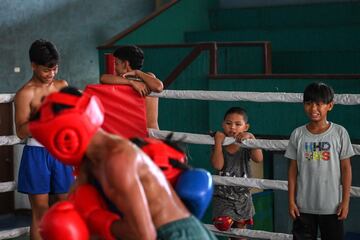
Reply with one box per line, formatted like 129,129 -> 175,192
133,71 -> 163,93
100,73 -> 151,97
236,132 -> 263,163
100,74 -> 132,85
211,132 -> 226,170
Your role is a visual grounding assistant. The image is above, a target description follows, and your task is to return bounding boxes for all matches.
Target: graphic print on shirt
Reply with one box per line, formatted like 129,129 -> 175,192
304,141 -> 331,161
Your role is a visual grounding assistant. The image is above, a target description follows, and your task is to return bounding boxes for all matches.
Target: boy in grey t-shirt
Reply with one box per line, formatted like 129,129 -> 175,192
285,82 -> 354,240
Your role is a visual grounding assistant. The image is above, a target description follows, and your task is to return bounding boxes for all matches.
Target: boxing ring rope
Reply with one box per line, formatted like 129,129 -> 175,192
0,182 -> 16,193
2,129 -> 360,196
205,224 -> 293,240
151,90 -> 360,105
3,90 -> 360,104
2,128 -> 360,154
148,128 -> 360,154
0,136 -> 23,146
212,176 -> 360,197
0,94 -> 15,104
0,90 -> 359,239
0,227 -> 30,240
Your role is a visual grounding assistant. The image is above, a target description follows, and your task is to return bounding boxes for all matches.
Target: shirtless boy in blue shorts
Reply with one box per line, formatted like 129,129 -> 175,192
14,39 -> 74,240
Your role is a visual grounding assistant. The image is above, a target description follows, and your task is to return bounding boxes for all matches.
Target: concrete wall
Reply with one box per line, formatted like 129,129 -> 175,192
0,0 -> 154,93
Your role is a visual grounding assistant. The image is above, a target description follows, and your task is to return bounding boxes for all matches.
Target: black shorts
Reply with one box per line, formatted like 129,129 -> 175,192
292,213 -> 344,240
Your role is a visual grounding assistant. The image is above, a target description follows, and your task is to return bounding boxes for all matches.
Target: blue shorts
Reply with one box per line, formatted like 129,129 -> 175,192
17,145 -> 74,194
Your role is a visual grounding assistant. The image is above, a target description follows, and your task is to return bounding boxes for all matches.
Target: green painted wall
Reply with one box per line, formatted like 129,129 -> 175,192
210,2 -> 360,30
253,191 -> 274,231
158,51 -> 210,167
98,44 -> 267,76
217,46 -> 265,74
113,0 -> 217,45
98,47 -> 194,77
185,27 -> 360,74
185,2 -> 360,74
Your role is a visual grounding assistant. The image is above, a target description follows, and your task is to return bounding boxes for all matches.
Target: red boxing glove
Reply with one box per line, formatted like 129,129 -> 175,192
213,216 -> 234,231
39,201 -> 89,240
69,184 -> 120,240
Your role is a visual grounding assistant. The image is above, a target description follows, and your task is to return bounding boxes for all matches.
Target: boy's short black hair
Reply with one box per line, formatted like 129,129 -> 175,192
30,87 -> 82,121
29,39 -> 59,68
113,45 -> 144,70
224,107 -> 248,122
303,82 -> 334,104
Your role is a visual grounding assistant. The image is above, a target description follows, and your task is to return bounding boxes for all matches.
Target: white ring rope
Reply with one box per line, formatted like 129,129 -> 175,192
0,131 -> 359,195
151,90 -> 360,105
0,94 -> 15,104
0,226 -> 293,240
0,135 -> 23,146
3,130 -> 358,155
1,90 -> 360,105
0,224 -> 293,240
148,129 -> 360,155
0,227 -> 29,240
3,176 -> 358,196
205,224 -> 293,240
0,181 -> 16,193
0,225 -> 294,240
213,176 -> 360,197
1,129 -> 359,155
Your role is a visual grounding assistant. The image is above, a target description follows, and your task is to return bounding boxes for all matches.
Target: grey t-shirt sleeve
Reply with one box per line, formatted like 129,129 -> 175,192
285,129 -> 298,160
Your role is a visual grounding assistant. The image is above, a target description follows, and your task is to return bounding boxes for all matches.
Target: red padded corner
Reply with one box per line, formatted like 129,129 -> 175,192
105,54 -> 115,75
84,84 -> 148,138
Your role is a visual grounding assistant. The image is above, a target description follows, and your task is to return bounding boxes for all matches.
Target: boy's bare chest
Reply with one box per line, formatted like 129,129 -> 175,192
29,85 -> 60,112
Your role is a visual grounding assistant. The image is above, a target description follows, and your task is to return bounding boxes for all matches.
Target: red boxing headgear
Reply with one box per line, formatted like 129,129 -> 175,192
29,92 -> 104,166
132,138 -> 187,186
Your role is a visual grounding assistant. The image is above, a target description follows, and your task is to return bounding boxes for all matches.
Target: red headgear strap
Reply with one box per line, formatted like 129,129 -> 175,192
29,92 -> 104,166
132,138 -> 187,186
